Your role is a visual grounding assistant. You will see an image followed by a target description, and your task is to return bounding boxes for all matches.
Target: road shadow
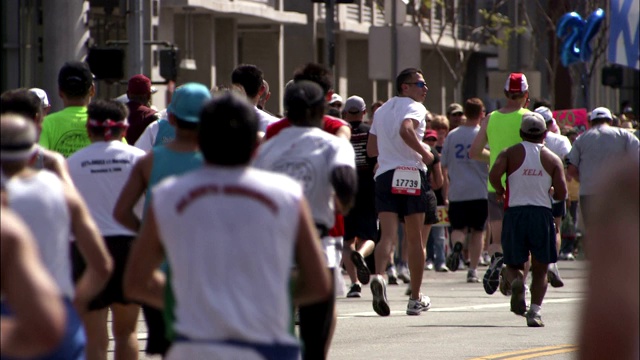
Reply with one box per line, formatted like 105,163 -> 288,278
408,324 -> 523,328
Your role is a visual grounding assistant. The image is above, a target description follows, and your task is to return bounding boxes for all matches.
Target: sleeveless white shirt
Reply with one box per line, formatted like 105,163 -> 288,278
6,170 -> 74,298
506,142 -> 552,208
152,166 -> 303,345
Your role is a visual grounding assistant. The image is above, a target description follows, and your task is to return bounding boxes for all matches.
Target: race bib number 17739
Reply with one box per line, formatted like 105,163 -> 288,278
391,166 -> 421,195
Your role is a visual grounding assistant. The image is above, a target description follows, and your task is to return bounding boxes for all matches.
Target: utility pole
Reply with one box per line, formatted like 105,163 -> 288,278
325,0 -> 336,71
391,0 -> 398,86
128,0 -> 144,76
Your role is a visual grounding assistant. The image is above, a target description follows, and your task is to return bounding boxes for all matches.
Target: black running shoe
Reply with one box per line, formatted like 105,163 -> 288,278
346,283 -> 362,298
498,266 -> 512,296
350,251 -> 371,285
510,278 -> 527,316
446,242 -> 463,272
483,254 -> 504,295
370,275 -> 390,316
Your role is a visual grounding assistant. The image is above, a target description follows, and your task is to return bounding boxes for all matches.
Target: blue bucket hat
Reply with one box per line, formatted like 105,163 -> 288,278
167,83 -> 212,123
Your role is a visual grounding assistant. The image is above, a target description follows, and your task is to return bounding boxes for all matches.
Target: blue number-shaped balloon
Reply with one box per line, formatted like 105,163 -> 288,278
580,8 -> 605,62
556,8 -> 605,67
557,12 -> 585,67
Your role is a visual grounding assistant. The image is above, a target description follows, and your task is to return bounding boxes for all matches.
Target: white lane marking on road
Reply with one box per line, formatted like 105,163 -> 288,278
337,297 -> 582,318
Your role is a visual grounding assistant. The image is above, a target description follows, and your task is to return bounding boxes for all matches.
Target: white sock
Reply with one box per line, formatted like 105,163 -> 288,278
530,304 -> 542,314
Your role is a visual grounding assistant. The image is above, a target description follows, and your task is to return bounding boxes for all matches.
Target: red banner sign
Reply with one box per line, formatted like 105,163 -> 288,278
552,108 -> 589,134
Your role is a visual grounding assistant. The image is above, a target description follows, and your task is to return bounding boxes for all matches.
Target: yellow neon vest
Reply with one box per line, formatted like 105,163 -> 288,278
486,108 -> 529,192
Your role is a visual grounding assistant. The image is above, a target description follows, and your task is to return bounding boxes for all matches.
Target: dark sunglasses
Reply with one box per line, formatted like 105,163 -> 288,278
405,81 -> 427,88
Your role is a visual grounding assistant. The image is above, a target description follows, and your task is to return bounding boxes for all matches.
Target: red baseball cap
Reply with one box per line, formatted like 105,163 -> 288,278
127,74 -> 152,95
504,73 -> 528,93
424,129 -> 438,140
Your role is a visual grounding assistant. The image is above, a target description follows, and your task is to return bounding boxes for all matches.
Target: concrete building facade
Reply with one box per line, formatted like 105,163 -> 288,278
2,0 -> 636,117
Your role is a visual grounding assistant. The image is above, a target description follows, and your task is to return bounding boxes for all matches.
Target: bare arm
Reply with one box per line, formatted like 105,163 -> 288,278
335,125 -> 351,140
469,115 -> 491,163
431,162 -> 444,190
65,182 -> 113,314
566,164 -> 580,183
399,119 -> 433,165
123,205 -> 166,309
543,150 -> 568,201
489,149 -> 509,200
440,166 -> 449,204
43,150 -> 75,187
113,154 -> 151,232
1,210 -> 66,358
366,133 -> 378,158
293,198 -> 331,305
579,159 -> 639,360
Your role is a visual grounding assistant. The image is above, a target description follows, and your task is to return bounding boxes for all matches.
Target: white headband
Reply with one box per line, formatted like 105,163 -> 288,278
0,144 -> 37,162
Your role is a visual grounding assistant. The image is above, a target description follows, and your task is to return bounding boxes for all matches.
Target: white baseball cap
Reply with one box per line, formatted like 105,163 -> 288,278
329,93 -> 343,105
534,106 -> 554,123
29,88 -> 50,107
590,107 -> 612,121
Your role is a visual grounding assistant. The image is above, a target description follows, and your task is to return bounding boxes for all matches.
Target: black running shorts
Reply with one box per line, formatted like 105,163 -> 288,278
71,235 -> 135,310
502,206 -> 557,266
448,199 -> 488,231
551,201 -> 566,219
375,169 -> 428,217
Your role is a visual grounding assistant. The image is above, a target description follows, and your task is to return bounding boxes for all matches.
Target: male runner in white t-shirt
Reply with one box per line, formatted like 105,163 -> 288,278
123,93 -> 330,360
254,81 -> 357,359
68,100 -> 146,360
367,68 -> 434,316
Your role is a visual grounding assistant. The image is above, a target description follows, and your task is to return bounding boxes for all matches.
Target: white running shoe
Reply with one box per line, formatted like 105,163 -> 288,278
406,294 -> 431,315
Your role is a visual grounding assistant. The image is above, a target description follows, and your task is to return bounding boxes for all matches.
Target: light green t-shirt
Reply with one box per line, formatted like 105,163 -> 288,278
39,106 -> 90,158
486,108 -> 529,192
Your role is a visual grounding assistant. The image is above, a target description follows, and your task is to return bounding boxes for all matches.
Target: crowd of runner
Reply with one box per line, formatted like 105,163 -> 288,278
1,60 -> 638,360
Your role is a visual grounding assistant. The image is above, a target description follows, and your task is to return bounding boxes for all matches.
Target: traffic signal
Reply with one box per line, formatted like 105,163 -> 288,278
159,48 -> 179,82
601,65 -> 623,88
86,48 -> 125,81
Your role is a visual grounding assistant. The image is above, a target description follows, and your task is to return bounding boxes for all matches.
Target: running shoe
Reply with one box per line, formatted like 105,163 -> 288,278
446,242 -> 463,272
435,264 -> 450,272
498,266 -> 512,296
547,263 -> 564,288
386,264 -> 399,285
350,251 -> 371,285
424,259 -> 434,271
482,253 -> 504,295
479,253 -> 490,267
406,294 -> 431,315
559,252 -> 576,261
526,309 -> 544,327
397,263 -> 411,284
346,283 -> 362,298
370,275 -> 390,316
467,269 -> 480,283
510,278 -> 527,316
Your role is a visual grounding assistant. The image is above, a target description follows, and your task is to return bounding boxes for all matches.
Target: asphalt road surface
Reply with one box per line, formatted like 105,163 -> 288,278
109,260 -> 587,360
